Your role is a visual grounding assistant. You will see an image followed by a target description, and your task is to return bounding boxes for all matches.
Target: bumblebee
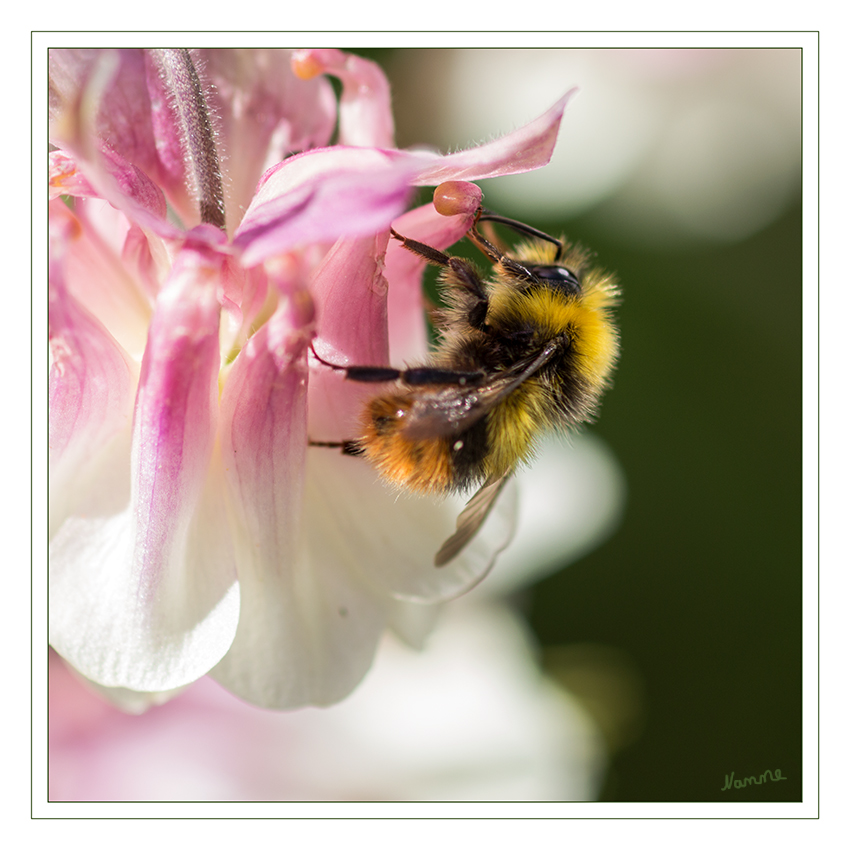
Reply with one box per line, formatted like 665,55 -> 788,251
312,206 -> 620,565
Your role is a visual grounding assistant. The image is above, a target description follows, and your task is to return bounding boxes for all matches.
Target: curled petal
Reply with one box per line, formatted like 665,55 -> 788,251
412,91 -> 574,185
199,48 -> 338,227
292,49 -> 394,148
50,243 -> 240,691
233,147 -> 418,266
234,93 -> 572,266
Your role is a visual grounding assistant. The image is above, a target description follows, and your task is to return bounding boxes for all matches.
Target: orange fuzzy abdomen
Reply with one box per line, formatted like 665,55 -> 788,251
357,394 -> 457,495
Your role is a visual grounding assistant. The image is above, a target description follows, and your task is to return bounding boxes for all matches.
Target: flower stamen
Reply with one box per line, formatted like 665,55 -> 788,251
149,49 -> 226,231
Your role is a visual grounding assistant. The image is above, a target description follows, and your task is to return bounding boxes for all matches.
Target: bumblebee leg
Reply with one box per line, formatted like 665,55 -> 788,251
466,225 -> 505,266
399,367 -> 484,386
390,228 -> 453,267
390,228 -> 489,329
308,439 -> 364,456
311,346 -> 402,383
467,224 -> 536,282
391,228 -> 488,300
311,345 -> 484,387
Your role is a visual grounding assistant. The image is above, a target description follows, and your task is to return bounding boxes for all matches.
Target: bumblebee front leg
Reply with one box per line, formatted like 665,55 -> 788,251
390,227 -> 489,330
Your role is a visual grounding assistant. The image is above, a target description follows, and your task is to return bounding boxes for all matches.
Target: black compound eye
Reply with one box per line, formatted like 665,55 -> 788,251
528,265 -> 581,295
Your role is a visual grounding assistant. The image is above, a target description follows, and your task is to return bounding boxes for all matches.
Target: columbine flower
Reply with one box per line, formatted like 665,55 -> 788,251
48,48 -> 570,709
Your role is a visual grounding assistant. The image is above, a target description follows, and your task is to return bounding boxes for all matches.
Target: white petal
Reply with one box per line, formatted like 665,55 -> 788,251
50,246 -> 242,691
213,307 -> 390,709
303,449 -> 518,603
211,530 -> 390,709
49,455 -> 241,691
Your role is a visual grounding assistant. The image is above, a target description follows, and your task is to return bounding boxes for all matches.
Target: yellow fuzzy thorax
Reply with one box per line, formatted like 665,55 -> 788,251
487,238 -> 620,388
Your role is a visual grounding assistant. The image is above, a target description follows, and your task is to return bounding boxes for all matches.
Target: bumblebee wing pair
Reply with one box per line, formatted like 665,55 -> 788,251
417,342 -> 562,565
311,339 -> 562,566
395,339 -> 561,441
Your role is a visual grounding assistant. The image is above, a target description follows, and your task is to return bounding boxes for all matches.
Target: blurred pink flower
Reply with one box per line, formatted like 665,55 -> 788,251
48,48 -> 571,709
48,603 -> 604,802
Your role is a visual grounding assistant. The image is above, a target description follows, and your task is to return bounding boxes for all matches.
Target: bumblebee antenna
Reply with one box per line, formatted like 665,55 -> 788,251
477,209 -> 564,262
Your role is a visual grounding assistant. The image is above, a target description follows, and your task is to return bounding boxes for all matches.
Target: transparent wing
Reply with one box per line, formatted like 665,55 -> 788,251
400,379 -> 513,440
434,474 -> 512,566
401,340 -> 561,441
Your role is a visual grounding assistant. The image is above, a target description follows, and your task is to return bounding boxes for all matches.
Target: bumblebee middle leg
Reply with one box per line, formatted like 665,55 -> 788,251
311,345 -> 484,387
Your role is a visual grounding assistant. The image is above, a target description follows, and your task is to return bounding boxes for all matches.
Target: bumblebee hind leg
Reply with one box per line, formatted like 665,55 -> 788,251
308,439 -> 364,456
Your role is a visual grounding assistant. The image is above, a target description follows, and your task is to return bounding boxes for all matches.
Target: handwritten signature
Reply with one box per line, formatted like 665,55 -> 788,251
721,769 -> 787,791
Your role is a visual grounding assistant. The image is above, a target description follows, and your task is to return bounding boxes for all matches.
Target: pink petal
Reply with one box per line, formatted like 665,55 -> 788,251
131,242 -> 226,590
292,49 -> 394,148
412,91 -> 574,185
308,231 -> 391,442
385,189 -> 482,364
49,48 -> 195,226
49,228 -> 136,537
233,146 -> 418,267
214,294 -> 388,708
198,48 -> 338,230
50,242 -> 240,691
52,141 -> 180,242
50,199 -> 152,362
49,143 -> 171,237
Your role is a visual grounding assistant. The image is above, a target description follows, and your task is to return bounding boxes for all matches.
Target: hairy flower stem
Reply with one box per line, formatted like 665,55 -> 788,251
150,49 -> 226,230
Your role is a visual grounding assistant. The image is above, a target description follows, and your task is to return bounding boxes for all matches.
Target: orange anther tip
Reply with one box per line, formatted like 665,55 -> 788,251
291,51 -> 324,80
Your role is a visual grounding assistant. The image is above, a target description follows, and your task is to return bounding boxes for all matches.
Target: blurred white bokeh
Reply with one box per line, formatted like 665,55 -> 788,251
393,49 -> 801,245
49,603 -> 606,802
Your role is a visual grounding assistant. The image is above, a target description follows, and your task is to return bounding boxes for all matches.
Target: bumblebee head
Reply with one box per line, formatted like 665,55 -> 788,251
520,262 -> 582,296
474,210 -> 593,297
504,237 -> 595,299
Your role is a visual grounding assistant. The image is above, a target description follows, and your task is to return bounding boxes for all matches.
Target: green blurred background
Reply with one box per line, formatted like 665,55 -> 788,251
355,47 -> 803,802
